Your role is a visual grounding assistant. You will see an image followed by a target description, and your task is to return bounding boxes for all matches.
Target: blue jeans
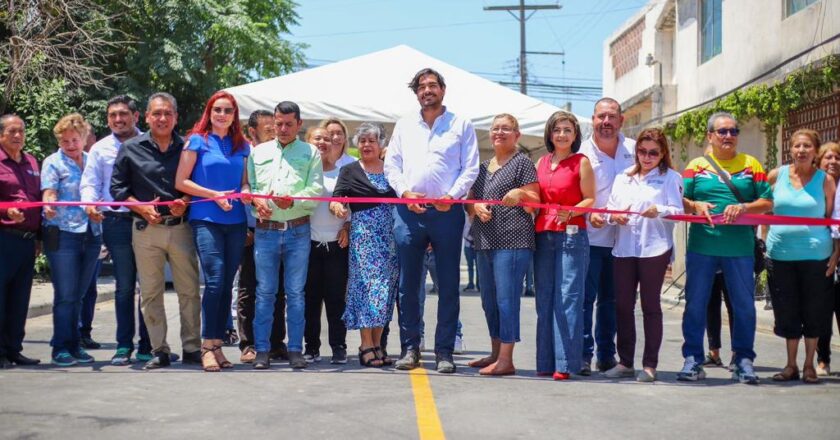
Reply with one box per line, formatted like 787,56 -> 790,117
46,227 -> 102,356
253,223 -> 311,353
394,205 -> 464,355
476,248 -> 530,343
683,251 -> 756,362
0,231 -> 36,358
524,255 -> 534,293
102,215 -> 150,352
535,231 -> 589,374
78,259 -> 101,338
583,245 -> 617,364
192,221 -> 246,340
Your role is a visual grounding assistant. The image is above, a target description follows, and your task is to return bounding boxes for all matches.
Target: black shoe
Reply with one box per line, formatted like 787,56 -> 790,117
8,352 -> 41,366
269,345 -> 289,360
331,347 -> 348,365
143,351 -> 171,370
395,349 -> 421,371
182,350 -> 202,364
288,351 -> 307,369
80,337 -> 102,350
253,352 -> 270,370
223,329 -> 239,346
596,358 -> 618,373
0,356 -> 12,368
435,353 -> 456,374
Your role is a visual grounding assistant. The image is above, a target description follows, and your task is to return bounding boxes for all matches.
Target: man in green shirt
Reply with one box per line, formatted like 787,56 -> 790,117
245,101 -> 323,369
679,112 -> 773,385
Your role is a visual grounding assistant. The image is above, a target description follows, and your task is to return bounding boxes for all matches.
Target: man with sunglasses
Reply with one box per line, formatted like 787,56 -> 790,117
579,97 -> 636,375
679,112 -> 773,384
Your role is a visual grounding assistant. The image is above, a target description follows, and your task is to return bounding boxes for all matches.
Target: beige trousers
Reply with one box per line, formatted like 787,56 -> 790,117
132,220 -> 201,354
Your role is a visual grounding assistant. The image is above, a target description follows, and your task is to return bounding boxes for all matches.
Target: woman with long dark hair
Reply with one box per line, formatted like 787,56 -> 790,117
175,90 -> 250,372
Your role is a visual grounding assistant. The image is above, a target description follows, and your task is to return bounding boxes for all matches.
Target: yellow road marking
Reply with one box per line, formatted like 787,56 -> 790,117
409,368 -> 446,440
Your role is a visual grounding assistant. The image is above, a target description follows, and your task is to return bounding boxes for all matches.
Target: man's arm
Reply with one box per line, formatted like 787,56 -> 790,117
383,120 -> 408,198
291,149 -> 324,211
447,120 -> 480,199
80,146 -> 102,203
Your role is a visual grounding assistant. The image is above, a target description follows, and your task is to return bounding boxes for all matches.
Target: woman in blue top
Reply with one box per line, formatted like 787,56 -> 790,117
42,113 -> 102,367
766,129 -> 839,384
175,91 -> 250,372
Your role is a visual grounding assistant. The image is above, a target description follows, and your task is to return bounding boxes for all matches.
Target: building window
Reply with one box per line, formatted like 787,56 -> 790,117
700,0 -> 722,63
785,0 -> 818,17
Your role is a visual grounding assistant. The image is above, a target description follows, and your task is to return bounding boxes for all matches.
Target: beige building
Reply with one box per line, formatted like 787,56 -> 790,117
602,0 -> 840,276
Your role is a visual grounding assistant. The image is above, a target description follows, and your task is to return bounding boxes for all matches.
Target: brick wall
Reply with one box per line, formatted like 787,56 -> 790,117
610,18 -> 646,80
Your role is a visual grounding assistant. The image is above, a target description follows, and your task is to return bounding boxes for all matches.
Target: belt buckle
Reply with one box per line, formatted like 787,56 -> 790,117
275,221 -> 288,231
22,231 -> 35,240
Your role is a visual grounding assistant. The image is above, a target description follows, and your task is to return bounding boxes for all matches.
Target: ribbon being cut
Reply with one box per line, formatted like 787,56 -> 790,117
2,193 -> 838,226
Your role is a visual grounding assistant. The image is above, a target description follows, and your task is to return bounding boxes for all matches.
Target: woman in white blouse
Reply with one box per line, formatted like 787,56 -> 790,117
592,127 -> 683,382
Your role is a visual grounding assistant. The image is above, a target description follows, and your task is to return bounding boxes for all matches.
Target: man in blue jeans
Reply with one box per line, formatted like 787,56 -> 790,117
385,67 -> 479,373
81,95 -> 153,366
579,98 -> 636,374
246,101 -> 323,370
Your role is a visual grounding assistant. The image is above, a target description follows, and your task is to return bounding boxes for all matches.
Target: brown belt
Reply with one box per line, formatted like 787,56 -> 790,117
255,216 -> 310,231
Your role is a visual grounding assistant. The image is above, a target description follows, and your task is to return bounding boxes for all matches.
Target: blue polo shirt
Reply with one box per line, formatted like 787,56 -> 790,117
186,133 -> 249,224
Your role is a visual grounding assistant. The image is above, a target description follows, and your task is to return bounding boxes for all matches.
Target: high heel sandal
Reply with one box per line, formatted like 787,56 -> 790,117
201,345 -> 221,372
213,343 -> 234,369
358,347 -> 383,367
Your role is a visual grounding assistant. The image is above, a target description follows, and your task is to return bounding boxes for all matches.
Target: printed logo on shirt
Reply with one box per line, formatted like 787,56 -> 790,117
27,170 -> 39,176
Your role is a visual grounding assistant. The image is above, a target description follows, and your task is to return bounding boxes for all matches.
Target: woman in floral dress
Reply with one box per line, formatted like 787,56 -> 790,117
331,122 -> 398,367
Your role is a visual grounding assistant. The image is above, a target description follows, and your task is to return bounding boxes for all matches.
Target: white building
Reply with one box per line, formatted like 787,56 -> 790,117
603,0 -> 840,164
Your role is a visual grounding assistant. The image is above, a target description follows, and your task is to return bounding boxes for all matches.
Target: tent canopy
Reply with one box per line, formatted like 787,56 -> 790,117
226,45 -> 591,159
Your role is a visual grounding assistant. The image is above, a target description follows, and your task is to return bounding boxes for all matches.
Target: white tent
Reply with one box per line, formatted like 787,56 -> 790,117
226,45 -> 591,160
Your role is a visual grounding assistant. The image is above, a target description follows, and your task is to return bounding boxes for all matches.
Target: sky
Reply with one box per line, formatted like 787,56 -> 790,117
285,0 -> 650,115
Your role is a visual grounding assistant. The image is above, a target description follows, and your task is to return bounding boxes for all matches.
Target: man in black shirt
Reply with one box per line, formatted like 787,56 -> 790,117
110,92 -> 201,369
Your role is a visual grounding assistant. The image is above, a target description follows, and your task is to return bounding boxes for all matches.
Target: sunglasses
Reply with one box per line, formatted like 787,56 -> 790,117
711,128 -> 740,137
212,107 -> 235,115
637,148 -> 661,158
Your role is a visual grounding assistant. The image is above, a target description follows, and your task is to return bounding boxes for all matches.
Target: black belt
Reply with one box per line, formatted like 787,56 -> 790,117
104,211 -> 133,219
135,216 -> 185,229
0,227 -> 37,240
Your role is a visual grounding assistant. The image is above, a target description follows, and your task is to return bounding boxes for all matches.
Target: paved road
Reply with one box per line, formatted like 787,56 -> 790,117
1,290 -> 838,440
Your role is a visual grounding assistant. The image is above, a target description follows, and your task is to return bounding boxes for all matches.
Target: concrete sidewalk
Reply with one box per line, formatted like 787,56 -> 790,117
26,276 -> 116,319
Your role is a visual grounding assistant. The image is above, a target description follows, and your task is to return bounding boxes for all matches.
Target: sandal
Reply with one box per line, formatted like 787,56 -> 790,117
213,343 -> 234,369
375,347 -> 393,366
802,366 -> 820,384
703,353 -> 723,367
201,346 -> 221,372
358,347 -> 383,367
771,365 -> 800,382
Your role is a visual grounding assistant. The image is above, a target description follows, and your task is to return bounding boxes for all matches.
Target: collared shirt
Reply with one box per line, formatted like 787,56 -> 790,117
606,167 -> 683,258
110,131 -> 186,217
0,147 -> 41,232
247,138 -> 324,222
80,130 -> 140,212
41,150 -> 92,233
579,133 -> 636,247
384,108 -> 479,199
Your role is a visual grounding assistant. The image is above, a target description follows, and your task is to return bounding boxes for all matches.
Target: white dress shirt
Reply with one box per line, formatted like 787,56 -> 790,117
579,133 -> 636,247
384,108 -> 479,200
311,153 -> 356,243
80,131 -> 140,212
606,167 -> 684,258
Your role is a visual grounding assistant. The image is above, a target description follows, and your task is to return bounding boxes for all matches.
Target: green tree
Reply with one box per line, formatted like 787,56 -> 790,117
98,0 -> 306,126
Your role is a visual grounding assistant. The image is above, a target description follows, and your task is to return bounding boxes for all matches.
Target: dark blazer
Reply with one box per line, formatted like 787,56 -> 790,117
332,161 -> 397,213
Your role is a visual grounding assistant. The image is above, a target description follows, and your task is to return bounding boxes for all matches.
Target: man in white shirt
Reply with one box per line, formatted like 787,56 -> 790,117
384,68 -> 479,373
80,95 -> 151,366
578,98 -> 636,374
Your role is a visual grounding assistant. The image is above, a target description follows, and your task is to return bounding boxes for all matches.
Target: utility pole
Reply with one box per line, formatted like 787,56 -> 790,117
484,1 -> 561,95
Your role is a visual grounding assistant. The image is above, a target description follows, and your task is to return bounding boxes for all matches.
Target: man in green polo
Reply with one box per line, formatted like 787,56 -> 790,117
246,101 -> 323,369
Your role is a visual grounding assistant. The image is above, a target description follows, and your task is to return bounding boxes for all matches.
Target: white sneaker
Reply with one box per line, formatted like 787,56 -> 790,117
419,336 -> 426,352
454,335 -> 465,354
604,363 -> 635,378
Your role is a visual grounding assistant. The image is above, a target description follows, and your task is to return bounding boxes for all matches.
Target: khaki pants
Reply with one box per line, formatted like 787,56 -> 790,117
132,220 -> 201,354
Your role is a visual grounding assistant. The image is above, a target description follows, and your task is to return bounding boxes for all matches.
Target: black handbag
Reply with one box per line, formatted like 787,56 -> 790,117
702,155 -> 766,274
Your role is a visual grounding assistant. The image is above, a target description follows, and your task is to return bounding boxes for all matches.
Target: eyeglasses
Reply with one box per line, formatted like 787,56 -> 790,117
637,149 -> 661,158
212,107 -> 235,115
491,127 -> 515,134
711,128 -> 740,137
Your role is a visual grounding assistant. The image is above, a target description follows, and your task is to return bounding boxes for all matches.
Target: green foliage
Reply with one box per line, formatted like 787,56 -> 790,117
34,254 -> 50,279
9,77 -> 72,161
664,55 -> 840,169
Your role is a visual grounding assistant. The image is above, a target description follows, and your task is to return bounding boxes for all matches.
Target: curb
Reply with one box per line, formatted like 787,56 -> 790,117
26,277 -> 117,319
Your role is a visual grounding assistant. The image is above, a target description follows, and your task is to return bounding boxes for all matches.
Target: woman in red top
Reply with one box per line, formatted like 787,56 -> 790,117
534,110 -> 595,380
